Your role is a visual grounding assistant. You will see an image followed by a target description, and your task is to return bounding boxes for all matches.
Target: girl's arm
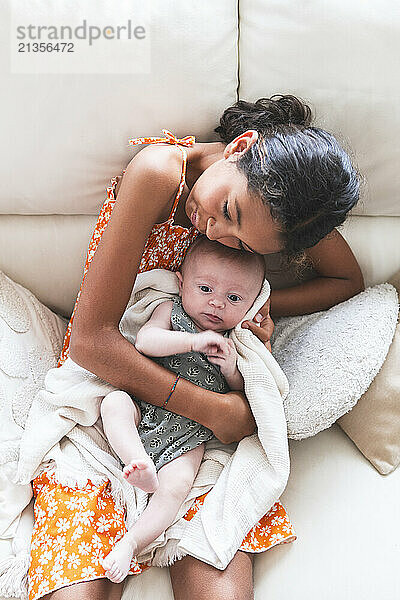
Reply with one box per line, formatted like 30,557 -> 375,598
69,147 -> 255,445
269,229 -> 365,318
243,228 -> 364,341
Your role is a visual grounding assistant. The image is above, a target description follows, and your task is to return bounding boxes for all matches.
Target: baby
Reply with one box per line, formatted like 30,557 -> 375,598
100,236 -> 266,582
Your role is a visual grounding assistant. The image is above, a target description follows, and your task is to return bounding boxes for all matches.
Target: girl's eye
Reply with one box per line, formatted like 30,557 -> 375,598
228,294 -> 241,302
223,200 -> 230,221
199,285 -> 212,293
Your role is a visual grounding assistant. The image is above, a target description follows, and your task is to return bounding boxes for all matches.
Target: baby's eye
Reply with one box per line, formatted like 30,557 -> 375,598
228,294 -> 241,302
223,200 -> 231,221
199,285 -> 212,293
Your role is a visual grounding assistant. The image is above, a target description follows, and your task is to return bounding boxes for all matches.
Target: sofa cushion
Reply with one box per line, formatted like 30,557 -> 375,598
0,270 -> 67,535
271,283 -> 398,440
337,270 -> 400,474
0,270 -> 67,599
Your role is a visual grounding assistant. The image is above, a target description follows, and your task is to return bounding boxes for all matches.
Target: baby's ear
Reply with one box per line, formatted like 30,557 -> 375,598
176,271 -> 183,295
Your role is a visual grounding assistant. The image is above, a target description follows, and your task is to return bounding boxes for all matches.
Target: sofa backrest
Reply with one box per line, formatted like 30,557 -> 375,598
0,0 -> 399,315
238,0 -> 400,218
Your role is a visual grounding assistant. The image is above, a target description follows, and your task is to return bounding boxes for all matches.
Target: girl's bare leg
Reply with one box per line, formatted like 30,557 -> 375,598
169,551 -> 254,600
100,390 -> 158,493
42,578 -> 124,600
102,444 -> 205,584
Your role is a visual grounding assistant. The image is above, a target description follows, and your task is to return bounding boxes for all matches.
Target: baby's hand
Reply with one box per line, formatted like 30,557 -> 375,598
207,338 -> 238,379
191,330 -> 229,356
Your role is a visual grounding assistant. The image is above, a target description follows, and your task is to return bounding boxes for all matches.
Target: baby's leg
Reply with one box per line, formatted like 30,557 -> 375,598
101,443 -> 205,584
100,391 -> 158,493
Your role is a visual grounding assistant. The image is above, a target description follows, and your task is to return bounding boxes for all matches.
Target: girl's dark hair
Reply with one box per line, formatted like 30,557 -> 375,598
214,95 -> 360,261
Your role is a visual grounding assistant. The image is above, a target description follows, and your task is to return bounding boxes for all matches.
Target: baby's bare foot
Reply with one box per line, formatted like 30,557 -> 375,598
123,457 -> 159,493
101,535 -> 138,584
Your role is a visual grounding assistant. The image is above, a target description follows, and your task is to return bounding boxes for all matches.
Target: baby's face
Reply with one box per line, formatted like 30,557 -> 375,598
177,253 -> 263,333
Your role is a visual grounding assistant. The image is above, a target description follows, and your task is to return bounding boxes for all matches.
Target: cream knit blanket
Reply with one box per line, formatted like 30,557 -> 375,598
12,269 -> 290,571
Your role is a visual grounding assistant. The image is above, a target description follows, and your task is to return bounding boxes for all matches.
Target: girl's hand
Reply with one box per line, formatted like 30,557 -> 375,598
191,330 -> 229,355
207,338 -> 238,378
241,297 -> 274,352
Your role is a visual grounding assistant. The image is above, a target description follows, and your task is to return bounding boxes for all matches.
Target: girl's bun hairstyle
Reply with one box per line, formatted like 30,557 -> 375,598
214,95 -> 360,261
215,95 -> 312,144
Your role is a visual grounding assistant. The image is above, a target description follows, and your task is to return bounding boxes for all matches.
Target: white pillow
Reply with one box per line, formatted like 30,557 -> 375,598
271,283 -> 399,440
0,269 -> 67,599
0,270 -> 67,440
0,271 -> 67,539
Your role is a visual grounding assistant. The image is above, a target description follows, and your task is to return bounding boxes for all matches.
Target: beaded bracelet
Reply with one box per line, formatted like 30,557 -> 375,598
162,374 -> 180,409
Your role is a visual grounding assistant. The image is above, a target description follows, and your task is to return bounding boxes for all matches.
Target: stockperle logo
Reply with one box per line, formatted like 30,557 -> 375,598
10,2 -> 150,74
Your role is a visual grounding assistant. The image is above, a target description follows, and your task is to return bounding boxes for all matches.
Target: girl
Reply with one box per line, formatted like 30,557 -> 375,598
29,94 -> 363,600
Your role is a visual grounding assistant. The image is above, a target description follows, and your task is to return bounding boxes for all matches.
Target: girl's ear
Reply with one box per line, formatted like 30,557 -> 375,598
176,271 -> 183,295
224,130 -> 259,161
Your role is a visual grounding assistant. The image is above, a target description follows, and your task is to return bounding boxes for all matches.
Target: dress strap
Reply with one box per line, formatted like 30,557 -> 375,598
128,129 -> 196,221
128,129 -> 196,149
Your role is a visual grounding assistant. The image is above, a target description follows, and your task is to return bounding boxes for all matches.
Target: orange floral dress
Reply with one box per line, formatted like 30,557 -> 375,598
28,130 -> 296,600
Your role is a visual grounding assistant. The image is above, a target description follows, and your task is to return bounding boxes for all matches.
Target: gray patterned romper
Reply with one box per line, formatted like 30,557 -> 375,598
134,297 -> 230,471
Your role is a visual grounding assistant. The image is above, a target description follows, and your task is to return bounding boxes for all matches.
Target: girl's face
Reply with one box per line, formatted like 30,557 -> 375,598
185,132 -> 283,255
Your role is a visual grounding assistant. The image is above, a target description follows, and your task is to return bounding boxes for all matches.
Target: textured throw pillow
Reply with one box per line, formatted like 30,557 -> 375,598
271,283 -> 399,441
0,270 -> 67,439
0,270 -> 67,599
337,271 -> 400,475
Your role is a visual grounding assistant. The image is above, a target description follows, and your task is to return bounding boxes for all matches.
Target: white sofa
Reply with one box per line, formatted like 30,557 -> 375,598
1,1 -> 399,598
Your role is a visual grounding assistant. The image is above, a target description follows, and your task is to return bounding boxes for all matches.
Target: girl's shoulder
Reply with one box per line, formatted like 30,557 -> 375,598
116,143 -> 185,222
129,143 -> 184,184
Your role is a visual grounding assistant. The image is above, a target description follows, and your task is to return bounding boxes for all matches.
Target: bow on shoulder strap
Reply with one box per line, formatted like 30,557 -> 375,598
128,128 -> 196,148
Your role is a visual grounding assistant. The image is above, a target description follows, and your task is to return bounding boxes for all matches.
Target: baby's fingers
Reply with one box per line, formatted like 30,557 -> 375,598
207,344 -> 220,354
207,355 -> 224,365
213,340 -> 230,354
